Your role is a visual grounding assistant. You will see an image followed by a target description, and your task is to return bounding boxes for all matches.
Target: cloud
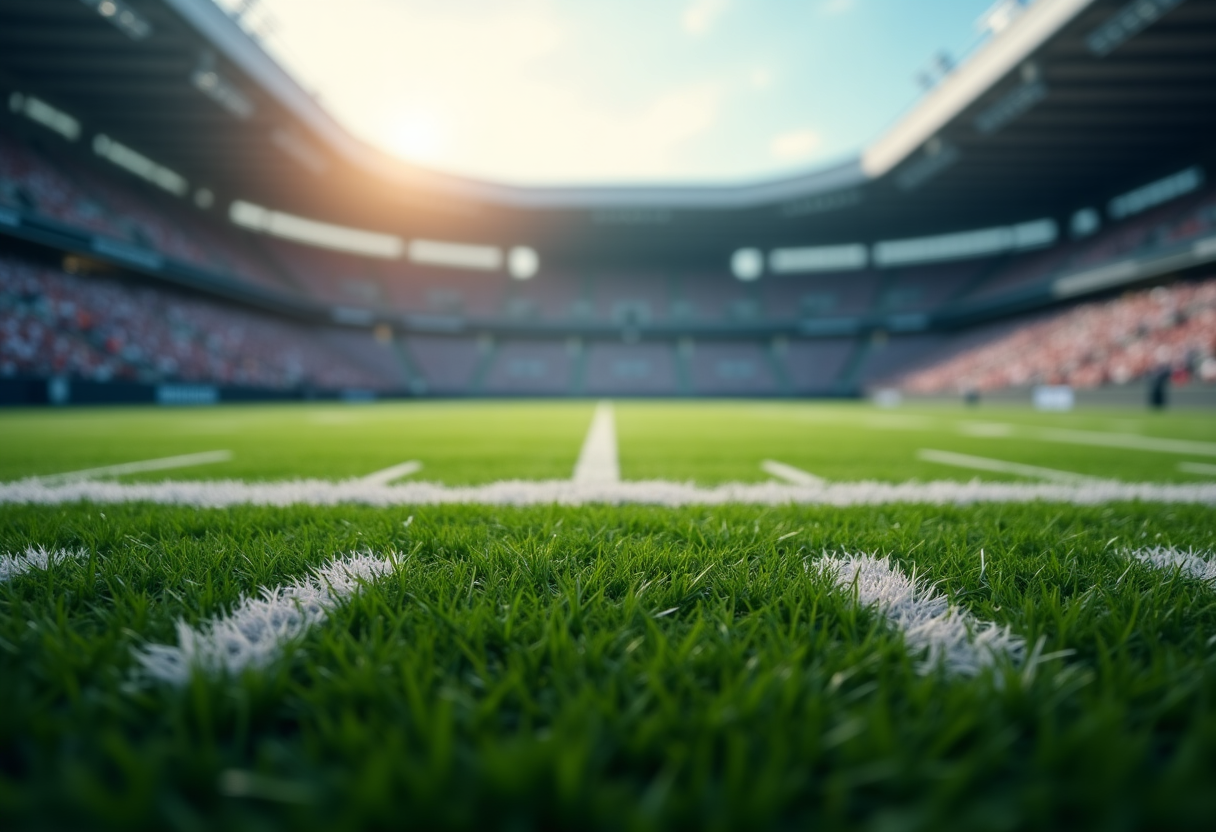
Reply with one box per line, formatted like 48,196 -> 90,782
770,129 -> 822,161
682,0 -> 729,35
819,0 -> 856,16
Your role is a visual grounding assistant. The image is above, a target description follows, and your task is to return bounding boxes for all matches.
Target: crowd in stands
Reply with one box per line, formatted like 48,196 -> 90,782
897,277 -> 1216,393
964,188 -> 1216,304
0,254 -> 398,390
0,125 -> 290,292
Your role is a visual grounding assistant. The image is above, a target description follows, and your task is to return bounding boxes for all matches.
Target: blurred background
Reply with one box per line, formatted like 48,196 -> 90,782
0,0 -> 1213,408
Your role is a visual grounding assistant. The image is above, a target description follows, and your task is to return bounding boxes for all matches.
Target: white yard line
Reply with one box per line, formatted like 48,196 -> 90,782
1179,461 -> 1216,477
135,553 -> 397,685
917,449 -> 1098,483
359,461 -> 423,486
1028,428 -> 1216,457
761,460 -> 826,487
1128,547 -> 1216,585
572,401 -> 620,484
31,450 -> 233,484
4,477 -> 1215,507
0,546 -> 83,583
814,553 -> 1025,676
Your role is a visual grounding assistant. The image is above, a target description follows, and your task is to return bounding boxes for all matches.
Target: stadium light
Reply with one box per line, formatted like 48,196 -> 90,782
731,249 -> 763,281
79,0 -> 151,41
1071,208 -> 1100,238
408,240 -> 503,272
229,200 -> 405,259
191,53 -> 256,120
508,247 -> 540,280
769,244 -> 868,274
874,219 -> 1056,266
93,134 -> 188,197
8,93 -> 80,141
1108,167 -> 1204,220
1087,0 -> 1185,57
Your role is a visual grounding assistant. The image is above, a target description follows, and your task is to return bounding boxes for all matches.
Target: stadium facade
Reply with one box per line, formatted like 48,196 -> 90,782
1,0 -> 1214,403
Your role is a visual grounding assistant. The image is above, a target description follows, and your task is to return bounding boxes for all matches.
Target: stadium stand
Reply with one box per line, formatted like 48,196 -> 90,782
688,341 -> 779,395
781,338 -> 858,392
892,277 -> 1216,393
482,338 -> 575,394
401,334 -> 485,394
582,341 -> 679,395
760,271 -> 880,321
0,252 -> 399,390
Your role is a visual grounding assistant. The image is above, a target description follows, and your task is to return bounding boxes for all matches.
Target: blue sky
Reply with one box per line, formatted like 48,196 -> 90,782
221,0 -> 1002,186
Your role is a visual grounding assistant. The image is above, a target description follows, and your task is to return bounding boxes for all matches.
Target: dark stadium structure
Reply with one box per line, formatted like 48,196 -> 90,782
1,0 -> 1215,403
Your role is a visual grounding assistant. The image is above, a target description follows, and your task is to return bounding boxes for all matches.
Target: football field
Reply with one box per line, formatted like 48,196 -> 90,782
3,400 -> 1216,830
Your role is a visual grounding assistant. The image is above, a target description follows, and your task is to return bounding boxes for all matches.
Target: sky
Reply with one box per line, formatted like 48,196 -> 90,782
217,0 -> 1003,186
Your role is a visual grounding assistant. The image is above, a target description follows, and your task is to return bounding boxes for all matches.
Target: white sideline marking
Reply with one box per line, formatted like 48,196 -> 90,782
0,546 -> 82,583
573,401 -> 620,484
761,460 -> 825,487
1180,461 -> 1216,477
1130,547 -> 1216,585
359,461 -> 423,486
918,449 -> 1098,484
32,450 -> 233,484
136,553 -> 397,685
3,478 -> 1216,507
815,553 -> 1025,676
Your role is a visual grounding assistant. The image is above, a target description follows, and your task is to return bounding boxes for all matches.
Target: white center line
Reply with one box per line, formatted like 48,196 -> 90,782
573,401 -> 620,484
359,461 -> 423,486
814,553 -> 1025,676
1179,461 -> 1216,477
917,449 -> 1099,484
761,460 -> 825,487
30,450 -> 233,485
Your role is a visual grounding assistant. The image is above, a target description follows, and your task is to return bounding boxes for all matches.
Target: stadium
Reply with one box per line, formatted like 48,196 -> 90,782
2,0 -> 1216,828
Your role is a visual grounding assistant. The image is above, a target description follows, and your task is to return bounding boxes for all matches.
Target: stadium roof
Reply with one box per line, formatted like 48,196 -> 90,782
0,0 -> 1214,263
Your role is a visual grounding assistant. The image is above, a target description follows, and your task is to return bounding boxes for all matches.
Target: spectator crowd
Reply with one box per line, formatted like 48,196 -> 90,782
899,277 -> 1216,393
0,255 -> 397,391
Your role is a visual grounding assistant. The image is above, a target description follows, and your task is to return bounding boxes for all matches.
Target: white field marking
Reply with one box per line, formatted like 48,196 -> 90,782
1179,461 -> 1216,477
359,461 -> 423,486
29,450 -> 233,485
957,421 -> 1015,438
761,460 -> 826,487
1027,427 -> 1216,458
572,401 -> 620,484
815,553 -> 1025,676
136,553 -> 397,685
1129,547 -> 1216,585
0,546 -> 83,583
4,477 -> 1215,507
917,449 -> 1099,484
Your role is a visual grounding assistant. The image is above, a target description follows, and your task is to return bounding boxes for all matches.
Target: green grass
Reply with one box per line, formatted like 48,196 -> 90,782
3,502 -> 1216,830
2,400 -> 1215,484
3,400 -> 1216,829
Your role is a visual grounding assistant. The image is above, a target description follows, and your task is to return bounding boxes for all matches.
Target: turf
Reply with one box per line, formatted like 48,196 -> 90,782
2,400 -> 1216,484
3,502 -> 1216,830
3,400 -> 1216,830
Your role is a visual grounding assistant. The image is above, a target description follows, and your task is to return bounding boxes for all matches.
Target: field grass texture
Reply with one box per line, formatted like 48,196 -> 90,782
4,501 -> 1216,830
